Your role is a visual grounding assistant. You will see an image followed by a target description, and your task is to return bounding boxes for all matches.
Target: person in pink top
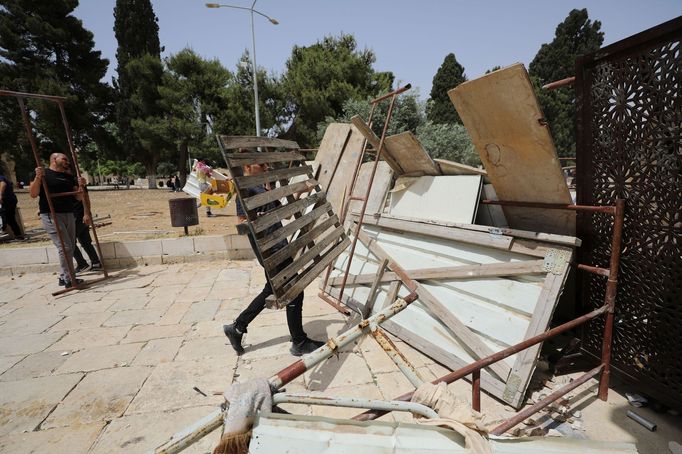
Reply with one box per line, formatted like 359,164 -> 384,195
193,157 -> 214,217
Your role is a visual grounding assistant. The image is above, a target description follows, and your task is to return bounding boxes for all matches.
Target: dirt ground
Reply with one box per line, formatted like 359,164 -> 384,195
1,188 -> 239,247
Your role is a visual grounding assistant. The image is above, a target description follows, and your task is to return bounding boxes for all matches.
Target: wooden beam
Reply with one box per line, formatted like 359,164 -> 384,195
234,165 -> 312,189
219,135 -> 299,150
263,214 -> 338,269
363,259 -> 389,319
355,229 -> 511,380
257,202 -> 333,251
243,179 -> 317,211
226,151 -> 306,166
251,193 -> 322,233
328,259 -> 546,286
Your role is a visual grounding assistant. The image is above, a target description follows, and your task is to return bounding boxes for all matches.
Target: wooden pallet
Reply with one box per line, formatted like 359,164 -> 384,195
218,135 -> 350,308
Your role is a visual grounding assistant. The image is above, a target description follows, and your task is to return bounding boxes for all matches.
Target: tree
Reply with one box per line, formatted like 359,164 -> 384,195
282,34 -> 393,147
0,0 -> 111,180
417,122 -> 479,167
113,0 -> 163,187
529,8 -> 603,156
427,53 -> 466,124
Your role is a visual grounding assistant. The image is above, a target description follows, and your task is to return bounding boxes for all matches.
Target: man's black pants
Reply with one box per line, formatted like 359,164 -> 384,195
73,217 -> 100,266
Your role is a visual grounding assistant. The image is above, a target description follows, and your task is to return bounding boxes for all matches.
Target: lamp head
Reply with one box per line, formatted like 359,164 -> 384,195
205,3 -> 220,8
269,18 -> 279,25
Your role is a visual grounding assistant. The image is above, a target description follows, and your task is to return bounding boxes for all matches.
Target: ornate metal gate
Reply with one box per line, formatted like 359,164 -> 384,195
575,17 -> 682,409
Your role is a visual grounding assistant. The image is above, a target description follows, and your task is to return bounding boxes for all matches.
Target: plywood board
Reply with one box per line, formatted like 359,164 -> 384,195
476,184 -> 509,228
347,161 -> 393,217
449,63 -> 575,235
384,131 -> 440,176
314,124 -> 352,192
324,217 -> 575,408
324,125 -> 366,216
389,175 -> 482,224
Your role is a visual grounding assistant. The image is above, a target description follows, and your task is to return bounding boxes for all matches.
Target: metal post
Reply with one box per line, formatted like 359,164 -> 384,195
472,370 -> 481,412
598,198 -> 625,400
250,0 -> 261,137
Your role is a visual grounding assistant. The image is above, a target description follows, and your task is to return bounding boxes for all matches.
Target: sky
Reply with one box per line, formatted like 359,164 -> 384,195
74,0 -> 681,98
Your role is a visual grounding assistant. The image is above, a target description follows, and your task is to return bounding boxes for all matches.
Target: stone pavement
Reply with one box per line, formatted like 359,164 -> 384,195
0,261 -> 679,453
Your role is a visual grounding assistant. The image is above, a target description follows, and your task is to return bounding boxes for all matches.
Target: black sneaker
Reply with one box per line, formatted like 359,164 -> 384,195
59,278 -> 84,288
223,324 -> 245,355
75,263 -> 92,274
290,338 -> 325,357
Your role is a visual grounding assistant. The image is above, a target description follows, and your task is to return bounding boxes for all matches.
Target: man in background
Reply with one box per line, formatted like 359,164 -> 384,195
30,153 -> 88,287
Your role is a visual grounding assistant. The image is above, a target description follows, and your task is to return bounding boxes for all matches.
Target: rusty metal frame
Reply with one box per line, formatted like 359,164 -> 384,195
319,84 -> 412,312
0,89 -> 110,295
352,198 -> 626,436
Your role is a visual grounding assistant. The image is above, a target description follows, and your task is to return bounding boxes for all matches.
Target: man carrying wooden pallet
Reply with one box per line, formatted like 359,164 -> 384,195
223,162 -> 325,357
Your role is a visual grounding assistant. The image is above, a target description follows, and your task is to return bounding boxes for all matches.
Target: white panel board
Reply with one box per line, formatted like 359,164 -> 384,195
389,175 -> 482,224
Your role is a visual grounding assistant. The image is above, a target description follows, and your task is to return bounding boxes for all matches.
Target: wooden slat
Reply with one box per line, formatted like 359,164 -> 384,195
263,214 -> 339,269
257,203 -> 332,251
435,158 -> 487,177
314,123 -> 352,192
219,135 -> 299,150
243,179 -> 317,211
448,63 -> 575,235
363,259 -> 389,318
251,193 -> 322,233
355,229 -> 511,380
226,151 -> 306,166
383,131 -> 440,176
278,237 -> 351,304
234,165 -> 312,189
349,115 -> 403,173
355,214 -> 513,250
271,225 -> 346,289
376,212 -> 582,247
328,260 -> 546,286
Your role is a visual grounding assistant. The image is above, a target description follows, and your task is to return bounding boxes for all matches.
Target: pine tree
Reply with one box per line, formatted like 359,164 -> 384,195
529,8 -> 604,157
113,0 -> 163,187
0,0 -> 110,179
427,53 -> 466,124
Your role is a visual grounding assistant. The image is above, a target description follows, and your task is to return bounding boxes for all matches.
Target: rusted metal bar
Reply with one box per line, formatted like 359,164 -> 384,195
363,259 -> 389,318
317,291 -> 351,315
336,85 -> 409,303
370,325 -> 424,387
542,76 -> 575,90
0,89 -> 67,101
599,198 -> 625,400
352,304 -> 608,421
16,97 -> 79,295
472,370 -> 481,412
490,364 -> 603,435
50,190 -> 83,198
272,393 -> 438,419
371,83 -> 412,103
480,199 -> 616,214
574,263 -> 610,277
270,292 -> 418,389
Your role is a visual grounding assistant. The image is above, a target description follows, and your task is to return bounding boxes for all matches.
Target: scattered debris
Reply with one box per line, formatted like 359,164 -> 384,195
626,392 -> 648,407
626,410 -> 657,431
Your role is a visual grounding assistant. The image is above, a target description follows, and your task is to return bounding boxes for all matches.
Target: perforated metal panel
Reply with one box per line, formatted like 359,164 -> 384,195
575,17 -> 682,409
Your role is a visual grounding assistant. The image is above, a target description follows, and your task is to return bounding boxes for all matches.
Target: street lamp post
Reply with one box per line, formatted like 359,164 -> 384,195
206,1 -> 278,137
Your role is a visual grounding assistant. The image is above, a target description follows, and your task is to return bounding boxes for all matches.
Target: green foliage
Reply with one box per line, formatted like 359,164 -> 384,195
282,34 -> 393,147
529,8 -> 604,156
113,0 -> 164,185
156,161 -> 175,177
427,53 -> 466,124
0,0 -> 111,179
416,122 -> 479,167
485,66 -> 502,74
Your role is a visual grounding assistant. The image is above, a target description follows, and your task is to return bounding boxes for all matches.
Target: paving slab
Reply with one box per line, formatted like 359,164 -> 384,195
45,326 -> 130,352
0,373 -> 83,436
121,323 -> 191,344
305,351 -> 375,391
157,301 -> 192,325
175,336 -> 236,362
0,422 -> 103,453
0,350 -> 68,381
43,366 -> 151,429
180,299 -> 221,323
126,359 -> 235,414
89,405 -> 219,454
56,343 -> 144,373
132,337 -> 183,366
60,298 -> 116,315
0,354 -> 24,375
103,308 -> 165,327
0,313 -> 64,336
48,311 -> 113,332
0,332 -> 64,356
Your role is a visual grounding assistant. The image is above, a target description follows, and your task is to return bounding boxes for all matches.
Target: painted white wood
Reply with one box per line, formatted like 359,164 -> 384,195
389,175 -> 482,224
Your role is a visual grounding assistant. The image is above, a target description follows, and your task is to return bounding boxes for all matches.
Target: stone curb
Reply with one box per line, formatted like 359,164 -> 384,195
0,234 -> 254,276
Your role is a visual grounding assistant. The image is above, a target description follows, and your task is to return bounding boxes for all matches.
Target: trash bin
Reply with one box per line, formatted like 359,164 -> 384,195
169,198 -> 199,235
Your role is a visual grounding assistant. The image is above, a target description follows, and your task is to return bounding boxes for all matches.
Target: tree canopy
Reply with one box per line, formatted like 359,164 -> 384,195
530,8 -> 604,156
0,0 -> 111,179
282,34 -> 393,147
427,53 -> 466,124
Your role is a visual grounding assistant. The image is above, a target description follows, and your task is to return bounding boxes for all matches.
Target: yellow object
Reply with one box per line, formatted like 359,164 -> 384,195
200,192 -> 233,209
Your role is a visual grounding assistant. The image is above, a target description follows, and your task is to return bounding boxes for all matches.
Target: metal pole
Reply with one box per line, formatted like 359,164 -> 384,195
598,198 -> 625,400
250,0 -> 261,137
